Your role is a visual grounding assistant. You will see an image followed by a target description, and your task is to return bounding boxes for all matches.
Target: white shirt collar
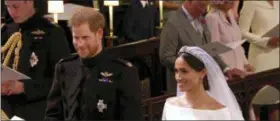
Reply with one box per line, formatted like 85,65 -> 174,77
140,0 -> 149,8
181,5 -> 204,34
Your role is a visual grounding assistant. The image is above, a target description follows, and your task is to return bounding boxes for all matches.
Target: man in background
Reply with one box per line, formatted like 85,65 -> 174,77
160,0 -> 246,93
122,0 -> 158,42
1,0 -> 70,119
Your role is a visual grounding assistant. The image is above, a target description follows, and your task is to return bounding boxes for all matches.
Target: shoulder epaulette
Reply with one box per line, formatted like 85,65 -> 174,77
113,58 -> 134,67
1,23 -> 6,30
40,16 -> 60,28
50,22 -> 60,27
1,23 -> 11,31
58,53 -> 79,64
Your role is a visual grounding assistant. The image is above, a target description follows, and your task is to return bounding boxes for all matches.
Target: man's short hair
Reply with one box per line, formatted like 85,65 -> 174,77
69,8 -> 105,33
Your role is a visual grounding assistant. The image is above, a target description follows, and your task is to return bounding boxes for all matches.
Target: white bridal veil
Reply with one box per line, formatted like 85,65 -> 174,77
176,46 -> 243,118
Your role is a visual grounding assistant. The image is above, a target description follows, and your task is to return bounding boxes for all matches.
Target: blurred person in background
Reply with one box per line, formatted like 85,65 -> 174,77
1,0 -> 70,120
206,0 -> 254,74
239,1 -> 279,120
239,0 -> 279,73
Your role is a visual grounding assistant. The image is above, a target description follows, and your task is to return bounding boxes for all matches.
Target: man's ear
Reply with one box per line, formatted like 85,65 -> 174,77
96,28 -> 104,39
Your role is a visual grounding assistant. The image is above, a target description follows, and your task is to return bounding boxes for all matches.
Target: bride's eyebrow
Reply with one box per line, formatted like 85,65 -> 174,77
175,67 -> 188,72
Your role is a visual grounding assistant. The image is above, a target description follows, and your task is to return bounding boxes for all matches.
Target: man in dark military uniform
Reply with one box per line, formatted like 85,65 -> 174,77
45,8 -> 142,120
1,0 -> 70,120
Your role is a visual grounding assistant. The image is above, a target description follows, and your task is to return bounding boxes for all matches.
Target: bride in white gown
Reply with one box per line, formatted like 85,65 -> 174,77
162,46 -> 244,120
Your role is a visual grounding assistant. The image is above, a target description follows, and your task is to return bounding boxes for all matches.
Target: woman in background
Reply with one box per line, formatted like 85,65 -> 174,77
205,0 -> 254,74
205,1 -> 256,120
207,0 -> 240,21
162,46 -> 243,120
239,1 -> 279,120
239,0 -> 279,73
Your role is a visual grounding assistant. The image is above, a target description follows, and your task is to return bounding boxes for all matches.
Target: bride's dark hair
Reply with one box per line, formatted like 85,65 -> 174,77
177,52 -> 210,90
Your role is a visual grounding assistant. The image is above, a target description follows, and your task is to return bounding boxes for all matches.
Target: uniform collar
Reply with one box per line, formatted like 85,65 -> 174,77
18,12 -> 42,29
80,51 -> 105,67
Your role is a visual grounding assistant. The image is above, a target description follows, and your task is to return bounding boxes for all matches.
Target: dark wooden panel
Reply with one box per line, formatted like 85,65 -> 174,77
105,37 -> 159,58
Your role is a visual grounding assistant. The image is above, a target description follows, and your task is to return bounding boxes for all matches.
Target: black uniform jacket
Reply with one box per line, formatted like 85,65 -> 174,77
1,13 -> 70,119
45,51 -> 143,120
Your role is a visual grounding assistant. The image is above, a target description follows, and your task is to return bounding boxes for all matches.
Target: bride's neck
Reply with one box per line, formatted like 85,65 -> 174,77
184,84 -> 209,104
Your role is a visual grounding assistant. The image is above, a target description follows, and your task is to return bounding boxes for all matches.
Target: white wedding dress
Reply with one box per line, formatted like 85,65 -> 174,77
162,96 -> 244,120
166,46 -> 245,120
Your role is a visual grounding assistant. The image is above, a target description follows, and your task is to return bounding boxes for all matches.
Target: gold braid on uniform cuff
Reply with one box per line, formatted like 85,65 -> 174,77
1,109 -> 9,120
1,23 -> 5,29
1,30 -> 23,70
